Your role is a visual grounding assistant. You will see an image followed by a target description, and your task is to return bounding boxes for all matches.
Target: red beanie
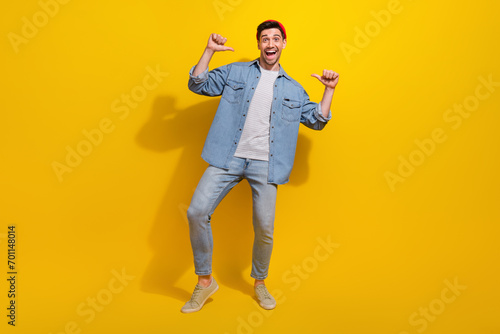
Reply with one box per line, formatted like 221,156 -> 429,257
257,20 -> 287,40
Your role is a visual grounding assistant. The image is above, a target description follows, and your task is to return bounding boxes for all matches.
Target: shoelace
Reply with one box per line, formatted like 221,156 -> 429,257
190,285 -> 203,302
256,285 -> 271,299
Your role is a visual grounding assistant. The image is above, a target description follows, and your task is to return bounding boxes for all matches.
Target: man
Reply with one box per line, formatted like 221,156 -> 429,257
182,20 -> 339,313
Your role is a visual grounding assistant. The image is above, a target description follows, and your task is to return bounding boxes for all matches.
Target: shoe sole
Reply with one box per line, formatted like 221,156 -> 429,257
258,301 -> 276,310
181,284 -> 219,314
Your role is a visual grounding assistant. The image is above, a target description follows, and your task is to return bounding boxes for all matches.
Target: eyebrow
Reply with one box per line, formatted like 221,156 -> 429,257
261,34 -> 281,38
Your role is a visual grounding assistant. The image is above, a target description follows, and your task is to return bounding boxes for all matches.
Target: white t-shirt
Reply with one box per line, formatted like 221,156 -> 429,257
233,65 -> 279,161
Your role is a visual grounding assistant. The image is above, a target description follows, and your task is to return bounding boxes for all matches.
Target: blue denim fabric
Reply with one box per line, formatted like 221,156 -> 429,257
188,59 -> 332,185
187,157 -> 278,280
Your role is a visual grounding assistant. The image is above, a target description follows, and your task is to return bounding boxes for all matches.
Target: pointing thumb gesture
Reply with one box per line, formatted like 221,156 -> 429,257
207,33 -> 235,52
311,70 -> 339,89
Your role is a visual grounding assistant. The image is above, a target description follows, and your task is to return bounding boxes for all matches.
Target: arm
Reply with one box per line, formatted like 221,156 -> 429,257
300,92 -> 331,130
188,33 -> 235,96
300,70 -> 340,130
192,33 -> 234,77
319,87 -> 335,118
311,70 -> 340,118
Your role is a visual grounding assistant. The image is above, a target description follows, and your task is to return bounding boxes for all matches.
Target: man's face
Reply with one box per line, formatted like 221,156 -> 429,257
258,28 -> 287,67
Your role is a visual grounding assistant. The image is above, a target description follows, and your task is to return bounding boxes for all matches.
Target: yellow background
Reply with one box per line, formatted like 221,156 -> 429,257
1,0 -> 499,333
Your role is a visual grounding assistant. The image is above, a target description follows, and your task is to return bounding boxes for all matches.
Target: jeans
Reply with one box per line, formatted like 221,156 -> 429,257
187,156 -> 278,280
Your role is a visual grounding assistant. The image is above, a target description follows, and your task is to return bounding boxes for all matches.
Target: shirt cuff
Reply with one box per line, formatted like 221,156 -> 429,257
314,103 -> 332,122
189,66 -> 209,84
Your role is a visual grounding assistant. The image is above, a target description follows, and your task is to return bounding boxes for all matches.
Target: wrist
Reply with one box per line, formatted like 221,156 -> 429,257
204,47 -> 216,56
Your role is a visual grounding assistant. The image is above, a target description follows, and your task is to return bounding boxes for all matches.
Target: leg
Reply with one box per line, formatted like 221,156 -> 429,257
244,159 -> 278,310
197,275 -> 212,288
243,159 -> 278,281
182,159 -> 246,313
186,162 -> 242,278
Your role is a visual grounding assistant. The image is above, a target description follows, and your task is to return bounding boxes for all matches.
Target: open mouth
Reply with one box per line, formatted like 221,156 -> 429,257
265,49 -> 277,59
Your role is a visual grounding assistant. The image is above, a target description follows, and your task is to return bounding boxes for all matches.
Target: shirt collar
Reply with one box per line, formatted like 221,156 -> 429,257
249,58 -> 291,80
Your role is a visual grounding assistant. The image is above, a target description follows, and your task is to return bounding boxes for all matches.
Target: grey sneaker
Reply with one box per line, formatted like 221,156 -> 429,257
181,278 -> 219,313
254,284 -> 276,310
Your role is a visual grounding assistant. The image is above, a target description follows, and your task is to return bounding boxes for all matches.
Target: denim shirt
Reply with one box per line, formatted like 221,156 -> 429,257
188,59 -> 332,185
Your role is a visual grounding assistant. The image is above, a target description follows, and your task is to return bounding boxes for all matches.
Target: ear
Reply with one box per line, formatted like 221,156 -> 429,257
283,39 -> 287,49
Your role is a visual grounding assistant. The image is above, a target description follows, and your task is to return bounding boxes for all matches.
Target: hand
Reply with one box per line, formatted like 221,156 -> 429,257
311,70 -> 339,89
207,33 -> 234,52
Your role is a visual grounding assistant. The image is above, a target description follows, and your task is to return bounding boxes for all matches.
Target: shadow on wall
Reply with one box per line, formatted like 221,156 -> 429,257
137,88 -> 312,303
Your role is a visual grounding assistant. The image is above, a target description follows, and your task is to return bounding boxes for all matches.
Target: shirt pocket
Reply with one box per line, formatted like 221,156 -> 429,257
222,79 -> 245,104
281,98 -> 301,122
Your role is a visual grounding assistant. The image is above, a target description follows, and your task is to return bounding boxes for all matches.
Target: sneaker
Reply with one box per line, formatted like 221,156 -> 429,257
254,284 -> 276,310
181,278 -> 219,313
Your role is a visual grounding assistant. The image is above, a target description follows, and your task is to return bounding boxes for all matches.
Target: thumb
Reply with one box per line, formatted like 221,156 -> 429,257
311,73 -> 322,80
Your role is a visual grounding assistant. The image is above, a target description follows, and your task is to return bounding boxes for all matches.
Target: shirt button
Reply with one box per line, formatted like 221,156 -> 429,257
247,100 -> 249,102
234,142 -> 237,144
252,87 -> 254,90
257,76 -> 259,78
239,128 -> 242,131
275,84 -> 277,87
270,154 -> 273,157
243,114 -> 246,116
272,126 -> 274,128
271,140 -> 274,143
274,97 -> 276,100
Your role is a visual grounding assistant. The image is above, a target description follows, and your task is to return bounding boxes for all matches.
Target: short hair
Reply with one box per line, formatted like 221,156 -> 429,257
257,20 -> 286,41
